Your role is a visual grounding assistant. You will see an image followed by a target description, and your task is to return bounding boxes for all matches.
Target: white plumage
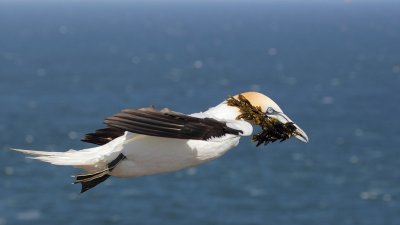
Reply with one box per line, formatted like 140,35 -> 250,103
13,92 -> 308,192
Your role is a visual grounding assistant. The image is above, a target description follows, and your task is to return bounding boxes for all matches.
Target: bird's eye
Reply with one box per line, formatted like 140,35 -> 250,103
266,107 -> 274,114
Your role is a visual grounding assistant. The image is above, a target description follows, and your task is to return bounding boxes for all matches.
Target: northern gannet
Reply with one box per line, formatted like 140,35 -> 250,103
13,92 -> 308,193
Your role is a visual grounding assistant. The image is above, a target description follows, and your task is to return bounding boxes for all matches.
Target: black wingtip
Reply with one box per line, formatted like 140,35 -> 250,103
75,173 -> 111,194
81,127 -> 125,145
74,153 -> 127,193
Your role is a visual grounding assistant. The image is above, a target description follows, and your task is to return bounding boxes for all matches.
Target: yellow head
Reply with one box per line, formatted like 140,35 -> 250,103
233,92 -> 309,143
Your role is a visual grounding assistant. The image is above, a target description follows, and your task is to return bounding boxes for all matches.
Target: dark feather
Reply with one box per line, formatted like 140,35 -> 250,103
74,153 -> 126,193
82,107 -> 242,145
82,127 -> 125,145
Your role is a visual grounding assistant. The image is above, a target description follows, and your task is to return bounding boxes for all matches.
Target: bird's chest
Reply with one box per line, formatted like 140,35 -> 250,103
187,135 -> 241,162
112,135 -> 240,177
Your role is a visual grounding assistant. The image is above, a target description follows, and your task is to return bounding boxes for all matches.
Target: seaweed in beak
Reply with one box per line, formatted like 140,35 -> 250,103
265,111 -> 309,144
227,95 -> 308,146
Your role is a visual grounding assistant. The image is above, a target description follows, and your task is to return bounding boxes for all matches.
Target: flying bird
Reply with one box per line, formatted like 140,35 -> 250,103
13,92 -> 308,193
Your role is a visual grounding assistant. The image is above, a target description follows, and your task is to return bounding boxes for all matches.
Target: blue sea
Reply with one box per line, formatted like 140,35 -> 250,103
0,1 -> 399,224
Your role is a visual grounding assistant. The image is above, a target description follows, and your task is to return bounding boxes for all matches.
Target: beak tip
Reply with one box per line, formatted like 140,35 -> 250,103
296,135 -> 309,143
293,125 -> 309,144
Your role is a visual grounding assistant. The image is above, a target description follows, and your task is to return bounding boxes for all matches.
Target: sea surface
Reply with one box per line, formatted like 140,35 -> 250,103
0,1 -> 399,225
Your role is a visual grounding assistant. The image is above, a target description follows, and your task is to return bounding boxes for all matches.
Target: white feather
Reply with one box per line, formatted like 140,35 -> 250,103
13,101 -> 252,177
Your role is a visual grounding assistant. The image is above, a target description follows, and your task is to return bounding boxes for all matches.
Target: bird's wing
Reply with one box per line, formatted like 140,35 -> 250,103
82,107 -> 243,145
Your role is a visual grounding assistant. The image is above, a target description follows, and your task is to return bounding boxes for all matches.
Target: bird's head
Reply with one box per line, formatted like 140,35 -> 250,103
228,92 -> 308,145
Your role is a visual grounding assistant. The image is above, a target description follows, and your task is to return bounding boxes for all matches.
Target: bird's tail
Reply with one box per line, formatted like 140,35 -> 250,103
11,147 -> 126,193
11,148 -> 99,169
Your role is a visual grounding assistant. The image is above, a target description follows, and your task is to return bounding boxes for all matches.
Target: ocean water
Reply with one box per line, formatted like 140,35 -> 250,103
0,1 -> 399,225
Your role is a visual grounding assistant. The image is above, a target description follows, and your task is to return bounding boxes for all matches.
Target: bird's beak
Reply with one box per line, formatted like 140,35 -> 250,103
292,124 -> 309,143
272,112 -> 309,143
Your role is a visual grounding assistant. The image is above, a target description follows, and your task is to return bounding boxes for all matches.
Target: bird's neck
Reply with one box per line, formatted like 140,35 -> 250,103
203,101 -> 241,121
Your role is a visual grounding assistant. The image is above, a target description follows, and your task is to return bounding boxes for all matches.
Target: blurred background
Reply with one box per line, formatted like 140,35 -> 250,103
0,0 -> 399,224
